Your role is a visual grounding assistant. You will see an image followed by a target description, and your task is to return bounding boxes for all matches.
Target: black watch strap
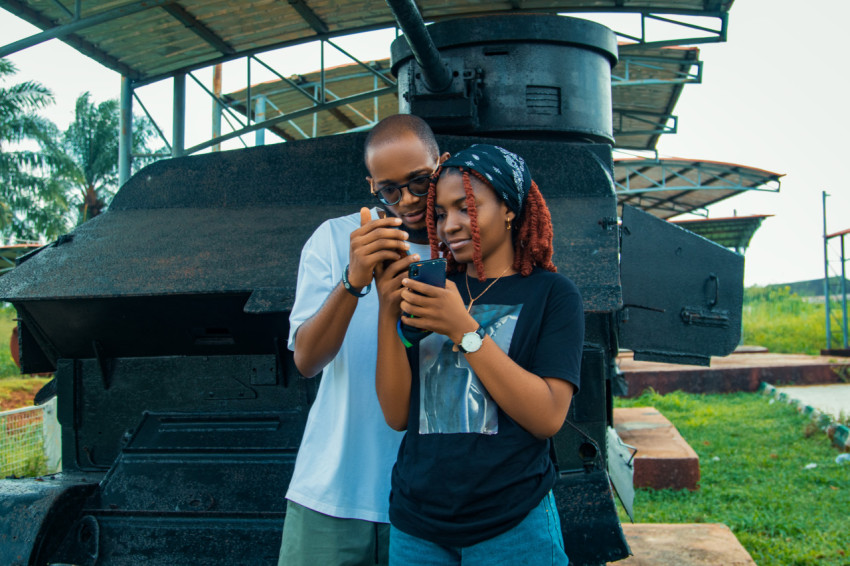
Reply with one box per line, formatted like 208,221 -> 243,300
342,264 -> 371,297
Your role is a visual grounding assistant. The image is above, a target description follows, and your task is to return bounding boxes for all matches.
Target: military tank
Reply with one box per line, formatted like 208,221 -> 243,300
0,3 -> 743,564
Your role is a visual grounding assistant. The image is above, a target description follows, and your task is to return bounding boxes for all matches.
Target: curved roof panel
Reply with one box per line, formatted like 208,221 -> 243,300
1,0 -> 732,85
672,214 -> 771,251
615,158 -> 782,219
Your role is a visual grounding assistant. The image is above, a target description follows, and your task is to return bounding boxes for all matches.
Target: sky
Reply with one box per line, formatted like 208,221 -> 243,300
1,0 -> 848,288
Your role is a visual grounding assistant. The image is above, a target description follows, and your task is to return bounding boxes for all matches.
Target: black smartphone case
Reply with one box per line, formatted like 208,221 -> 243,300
399,258 -> 446,346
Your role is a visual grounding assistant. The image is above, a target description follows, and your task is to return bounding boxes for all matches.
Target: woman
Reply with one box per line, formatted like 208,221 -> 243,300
375,144 -> 584,565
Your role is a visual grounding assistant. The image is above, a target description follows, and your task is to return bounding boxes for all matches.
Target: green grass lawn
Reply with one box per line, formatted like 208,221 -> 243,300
615,390 -> 850,566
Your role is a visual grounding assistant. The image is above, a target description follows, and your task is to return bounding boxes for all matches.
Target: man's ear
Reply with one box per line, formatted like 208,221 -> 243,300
438,152 -> 450,165
366,176 -> 373,189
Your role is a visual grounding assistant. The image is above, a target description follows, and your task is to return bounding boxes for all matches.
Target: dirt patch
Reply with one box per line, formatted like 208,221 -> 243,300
0,378 -> 50,412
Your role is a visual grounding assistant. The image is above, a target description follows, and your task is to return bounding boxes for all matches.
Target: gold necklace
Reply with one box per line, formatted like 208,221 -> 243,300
465,265 -> 511,312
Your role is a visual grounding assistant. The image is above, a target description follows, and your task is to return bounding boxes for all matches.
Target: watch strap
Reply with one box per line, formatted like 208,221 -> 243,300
342,264 -> 371,297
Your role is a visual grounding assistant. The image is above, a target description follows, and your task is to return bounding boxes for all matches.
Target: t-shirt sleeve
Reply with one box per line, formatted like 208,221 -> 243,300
528,276 -> 584,391
288,221 -> 337,350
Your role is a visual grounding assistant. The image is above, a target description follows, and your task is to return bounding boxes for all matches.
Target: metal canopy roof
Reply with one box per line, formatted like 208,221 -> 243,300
612,45 -> 700,149
1,0 -> 731,87
0,243 -> 42,275
671,214 -> 772,252
615,158 -> 782,219
222,44 -> 701,150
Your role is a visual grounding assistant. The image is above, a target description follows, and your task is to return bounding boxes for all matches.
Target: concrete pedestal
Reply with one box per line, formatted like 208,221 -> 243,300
613,407 -> 700,491
611,523 -> 756,565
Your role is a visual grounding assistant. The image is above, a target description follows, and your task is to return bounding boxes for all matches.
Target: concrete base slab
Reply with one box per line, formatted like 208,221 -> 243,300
610,523 -> 756,565
613,407 -> 699,490
618,350 -> 850,397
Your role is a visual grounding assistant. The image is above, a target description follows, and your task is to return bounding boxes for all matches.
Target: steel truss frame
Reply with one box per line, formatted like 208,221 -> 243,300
0,1 -> 731,184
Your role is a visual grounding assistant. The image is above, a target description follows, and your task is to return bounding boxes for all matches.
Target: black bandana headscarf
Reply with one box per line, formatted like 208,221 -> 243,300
440,144 -> 532,215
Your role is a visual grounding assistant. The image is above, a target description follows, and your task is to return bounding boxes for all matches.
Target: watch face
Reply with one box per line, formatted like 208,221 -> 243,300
461,331 -> 483,353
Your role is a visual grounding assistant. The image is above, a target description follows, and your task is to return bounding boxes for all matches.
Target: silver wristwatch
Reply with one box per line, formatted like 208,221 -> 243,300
457,325 -> 486,354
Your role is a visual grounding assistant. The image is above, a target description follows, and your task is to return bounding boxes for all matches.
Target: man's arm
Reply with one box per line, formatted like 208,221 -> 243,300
293,281 -> 361,378
292,208 -> 411,378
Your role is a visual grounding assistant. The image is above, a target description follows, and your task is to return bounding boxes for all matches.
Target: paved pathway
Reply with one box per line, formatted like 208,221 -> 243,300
773,383 -> 850,421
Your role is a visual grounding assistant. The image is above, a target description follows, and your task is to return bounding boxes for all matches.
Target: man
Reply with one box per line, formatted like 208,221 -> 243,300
278,114 -> 449,566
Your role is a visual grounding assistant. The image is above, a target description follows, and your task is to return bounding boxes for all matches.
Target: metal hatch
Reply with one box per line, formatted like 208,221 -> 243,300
619,204 -> 744,366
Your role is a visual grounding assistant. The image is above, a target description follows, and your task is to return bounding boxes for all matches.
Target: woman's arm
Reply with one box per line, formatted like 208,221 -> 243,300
400,278 -> 575,438
374,256 -> 418,430
462,340 -> 574,439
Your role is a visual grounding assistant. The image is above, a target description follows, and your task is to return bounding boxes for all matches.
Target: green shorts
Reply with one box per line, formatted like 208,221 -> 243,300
278,500 -> 389,566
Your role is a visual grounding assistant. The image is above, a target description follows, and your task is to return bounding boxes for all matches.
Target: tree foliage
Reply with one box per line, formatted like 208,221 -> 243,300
44,91 -> 160,226
1,57 -> 163,242
0,58 -> 69,241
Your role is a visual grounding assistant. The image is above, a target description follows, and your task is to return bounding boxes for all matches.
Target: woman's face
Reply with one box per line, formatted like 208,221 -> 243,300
434,169 -> 516,277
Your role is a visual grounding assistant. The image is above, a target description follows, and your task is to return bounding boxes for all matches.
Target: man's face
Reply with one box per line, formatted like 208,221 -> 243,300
366,132 -> 438,233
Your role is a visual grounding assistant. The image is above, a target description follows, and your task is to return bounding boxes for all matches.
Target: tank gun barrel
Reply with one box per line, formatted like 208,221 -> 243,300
384,0 -> 452,92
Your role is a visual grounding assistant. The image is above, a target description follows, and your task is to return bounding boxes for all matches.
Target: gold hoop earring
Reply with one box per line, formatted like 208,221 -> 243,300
506,218 -> 512,231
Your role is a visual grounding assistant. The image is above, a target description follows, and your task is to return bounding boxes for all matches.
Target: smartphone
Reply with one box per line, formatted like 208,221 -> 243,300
398,258 -> 446,348
408,258 -> 446,289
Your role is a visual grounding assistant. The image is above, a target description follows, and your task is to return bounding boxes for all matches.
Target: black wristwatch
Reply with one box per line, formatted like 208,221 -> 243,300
457,325 -> 486,354
341,264 -> 371,297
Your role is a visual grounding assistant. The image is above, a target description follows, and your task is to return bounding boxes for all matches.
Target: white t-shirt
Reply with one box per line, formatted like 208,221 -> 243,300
286,208 -> 430,523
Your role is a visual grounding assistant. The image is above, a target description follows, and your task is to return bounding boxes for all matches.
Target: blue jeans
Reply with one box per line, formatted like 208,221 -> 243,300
389,491 -> 568,566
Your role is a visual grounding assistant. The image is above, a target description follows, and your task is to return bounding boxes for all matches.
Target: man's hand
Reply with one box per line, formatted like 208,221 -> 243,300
347,207 -> 410,289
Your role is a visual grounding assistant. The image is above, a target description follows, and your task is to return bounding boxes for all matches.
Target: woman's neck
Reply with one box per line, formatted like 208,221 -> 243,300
467,258 -> 517,280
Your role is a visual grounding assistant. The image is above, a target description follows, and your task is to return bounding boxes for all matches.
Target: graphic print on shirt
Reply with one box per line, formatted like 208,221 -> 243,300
418,304 -> 523,435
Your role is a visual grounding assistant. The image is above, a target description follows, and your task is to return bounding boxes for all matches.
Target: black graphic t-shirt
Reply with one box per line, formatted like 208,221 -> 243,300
389,267 -> 584,547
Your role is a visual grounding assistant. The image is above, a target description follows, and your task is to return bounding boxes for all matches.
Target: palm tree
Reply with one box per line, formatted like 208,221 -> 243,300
0,58 -> 68,241
49,91 -> 159,224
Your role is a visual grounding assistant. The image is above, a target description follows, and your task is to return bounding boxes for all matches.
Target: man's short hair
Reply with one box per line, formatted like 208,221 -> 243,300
364,114 -> 439,169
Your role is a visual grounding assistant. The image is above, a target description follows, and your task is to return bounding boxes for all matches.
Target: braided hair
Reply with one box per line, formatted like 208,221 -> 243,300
426,167 -> 557,281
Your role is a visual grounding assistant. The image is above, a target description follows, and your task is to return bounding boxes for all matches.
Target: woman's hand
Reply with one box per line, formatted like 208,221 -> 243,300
399,278 -> 478,343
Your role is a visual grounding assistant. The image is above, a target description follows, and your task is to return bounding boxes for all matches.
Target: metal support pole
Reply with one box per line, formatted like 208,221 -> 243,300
118,75 -> 133,186
255,96 -> 266,146
312,86 -> 318,138
320,40 -> 326,104
823,191 -> 831,350
173,73 -> 186,158
373,74 -> 379,122
212,64 -> 222,152
842,234 -> 848,348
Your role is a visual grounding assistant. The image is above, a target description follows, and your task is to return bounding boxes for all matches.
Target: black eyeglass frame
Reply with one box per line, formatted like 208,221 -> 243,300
371,173 -> 434,206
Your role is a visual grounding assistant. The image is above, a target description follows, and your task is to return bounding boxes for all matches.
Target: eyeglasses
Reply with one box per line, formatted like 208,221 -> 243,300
371,173 -> 433,206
